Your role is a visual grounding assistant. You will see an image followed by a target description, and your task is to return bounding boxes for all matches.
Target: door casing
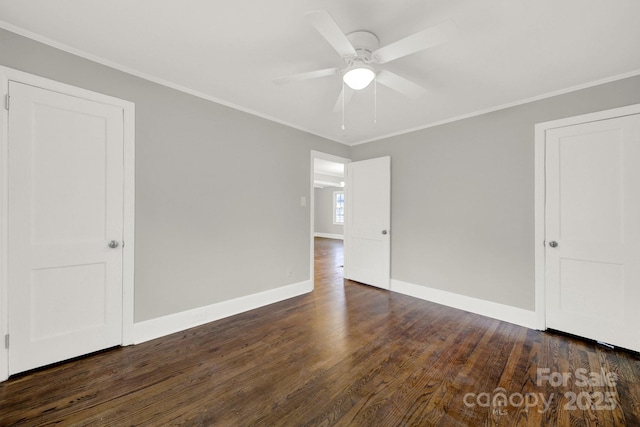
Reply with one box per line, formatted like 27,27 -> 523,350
534,103 -> 640,331
0,66 -> 136,381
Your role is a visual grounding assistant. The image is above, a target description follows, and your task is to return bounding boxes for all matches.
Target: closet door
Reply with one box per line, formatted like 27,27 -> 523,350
8,81 -> 125,374
545,113 -> 640,352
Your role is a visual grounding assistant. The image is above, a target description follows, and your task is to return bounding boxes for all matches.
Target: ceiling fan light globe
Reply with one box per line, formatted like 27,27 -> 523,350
343,67 -> 375,90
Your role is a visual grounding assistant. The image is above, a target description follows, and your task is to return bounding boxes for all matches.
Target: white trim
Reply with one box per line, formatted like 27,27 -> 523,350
0,72 -> 8,382
310,151 -> 351,291
314,233 -> 344,240
391,279 -> 539,330
534,124 -> 547,330
351,69 -> 640,146
121,104 -> 136,345
0,21 -> 346,146
533,102 -> 640,333
3,20 -> 638,148
0,66 -> 135,380
133,280 -> 312,344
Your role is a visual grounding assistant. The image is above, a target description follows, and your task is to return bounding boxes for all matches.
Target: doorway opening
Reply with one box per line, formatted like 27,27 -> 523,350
309,151 -> 350,291
314,237 -> 344,290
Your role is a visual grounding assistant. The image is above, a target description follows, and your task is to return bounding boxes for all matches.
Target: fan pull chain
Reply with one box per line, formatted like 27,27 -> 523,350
374,76 -> 377,124
341,80 -> 346,130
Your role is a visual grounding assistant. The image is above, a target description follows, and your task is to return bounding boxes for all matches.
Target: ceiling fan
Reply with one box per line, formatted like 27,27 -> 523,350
274,10 -> 457,112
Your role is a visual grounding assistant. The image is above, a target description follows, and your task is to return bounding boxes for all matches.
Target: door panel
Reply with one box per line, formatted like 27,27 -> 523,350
31,263 -> 107,340
8,81 -> 124,374
545,114 -> 640,352
344,157 -> 391,289
558,129 -> 623,243
31,103 -> 108,244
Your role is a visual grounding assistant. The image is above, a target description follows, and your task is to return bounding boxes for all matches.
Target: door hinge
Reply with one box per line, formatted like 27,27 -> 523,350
4,94 -> 9,111
4,334 -> 8,349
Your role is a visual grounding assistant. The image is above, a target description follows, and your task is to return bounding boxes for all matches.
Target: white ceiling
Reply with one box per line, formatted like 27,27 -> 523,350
314,159 -> 344,188
314,159 -> 344,177
1,0 -> 639,145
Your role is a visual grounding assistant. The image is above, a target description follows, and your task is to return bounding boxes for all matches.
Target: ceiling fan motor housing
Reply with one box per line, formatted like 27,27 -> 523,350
345,31 -> 379,64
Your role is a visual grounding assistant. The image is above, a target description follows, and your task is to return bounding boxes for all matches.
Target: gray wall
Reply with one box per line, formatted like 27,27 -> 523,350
0,28 -> 350,322
3,27 -> 639,320
351,75 -> 640,311
314,187 -> 344,236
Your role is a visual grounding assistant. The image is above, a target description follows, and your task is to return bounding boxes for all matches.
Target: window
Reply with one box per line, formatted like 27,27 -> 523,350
333,191 -> 344,224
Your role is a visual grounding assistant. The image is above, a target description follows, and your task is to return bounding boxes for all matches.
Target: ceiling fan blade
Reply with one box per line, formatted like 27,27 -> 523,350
376,70 -> 426,99
273,68 -> 339,85
332,86 -> 354,112
305,10 -> 357,58
372,20 -> 457,64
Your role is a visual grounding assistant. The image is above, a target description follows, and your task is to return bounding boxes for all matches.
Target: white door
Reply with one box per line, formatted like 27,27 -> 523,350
545,114 -> 640,352
344,157 -> 391,289
8,81 -> 125,375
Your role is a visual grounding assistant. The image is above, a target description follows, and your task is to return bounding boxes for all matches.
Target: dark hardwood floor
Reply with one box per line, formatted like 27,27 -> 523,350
1,237 -> 639,426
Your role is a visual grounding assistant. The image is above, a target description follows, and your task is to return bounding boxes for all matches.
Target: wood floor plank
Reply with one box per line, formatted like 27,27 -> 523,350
1,237 -> 639,426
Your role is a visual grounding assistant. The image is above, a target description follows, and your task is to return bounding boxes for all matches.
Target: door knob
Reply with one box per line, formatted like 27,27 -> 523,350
108,240 -> 120,249
548,241 -> 558,248
381,230 -> 388,235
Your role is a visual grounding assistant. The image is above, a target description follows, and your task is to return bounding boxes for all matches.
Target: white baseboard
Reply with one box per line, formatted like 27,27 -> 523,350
314,232 -> 344,240
390,279 -> 539,330
133,280 -> 313,344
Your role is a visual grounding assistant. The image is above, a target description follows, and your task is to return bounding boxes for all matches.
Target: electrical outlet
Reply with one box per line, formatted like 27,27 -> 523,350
286,268 -> 294,279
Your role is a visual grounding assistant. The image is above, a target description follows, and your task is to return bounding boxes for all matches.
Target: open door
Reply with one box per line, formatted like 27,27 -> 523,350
344,157 -> 391,289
